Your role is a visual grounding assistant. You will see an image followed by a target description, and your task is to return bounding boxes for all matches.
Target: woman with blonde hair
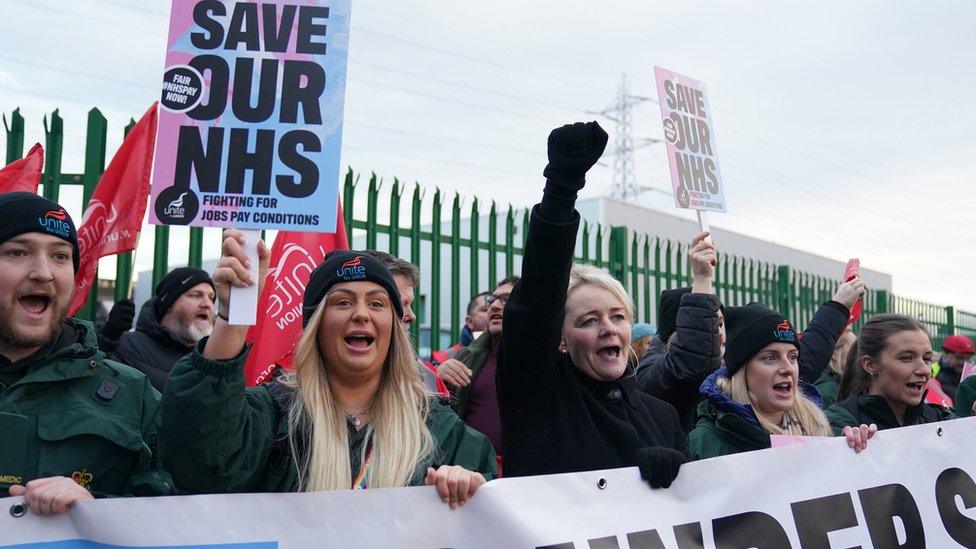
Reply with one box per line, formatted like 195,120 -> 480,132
160,234 -> 495,507
500,121 -> 687,490
688,303 -> 875,460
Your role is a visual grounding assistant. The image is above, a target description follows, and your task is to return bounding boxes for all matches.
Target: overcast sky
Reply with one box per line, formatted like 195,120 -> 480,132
1,0 -> 973,311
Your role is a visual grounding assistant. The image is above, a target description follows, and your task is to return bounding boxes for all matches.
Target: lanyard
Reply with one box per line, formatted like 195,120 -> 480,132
352,447 -> 374,490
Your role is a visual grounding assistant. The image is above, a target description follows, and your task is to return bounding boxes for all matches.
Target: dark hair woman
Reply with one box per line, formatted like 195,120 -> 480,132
498,121 -> 686,489
160,238 -> 496,508
827,314 -> 959,431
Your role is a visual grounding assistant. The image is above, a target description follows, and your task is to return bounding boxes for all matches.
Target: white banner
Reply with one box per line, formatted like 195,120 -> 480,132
4,418 -> 976,548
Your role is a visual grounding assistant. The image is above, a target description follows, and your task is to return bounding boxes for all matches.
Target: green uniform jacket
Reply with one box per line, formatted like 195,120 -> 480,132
825,393 -> 957,434
954,376 -> 976,418
686,399 -> 771,461
0,320 -> 173,497
814,369 -> 841,409
159,341 -> 498,494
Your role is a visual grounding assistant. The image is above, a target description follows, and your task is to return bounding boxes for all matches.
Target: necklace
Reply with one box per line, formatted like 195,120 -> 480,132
344,404 -> 373,428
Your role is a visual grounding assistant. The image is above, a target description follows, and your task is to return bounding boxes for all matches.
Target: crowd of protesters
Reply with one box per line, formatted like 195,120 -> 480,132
2,121 -> 975,518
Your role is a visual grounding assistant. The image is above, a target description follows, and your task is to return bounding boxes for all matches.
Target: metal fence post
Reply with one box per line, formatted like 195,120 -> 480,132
80,108 -> 108,321
389,179 -> 402,257
875,290 -> 889,315
469,197 -> 479,295
409,184 -> 422,347
608,226 -> 627,286
4,108 -> 25,163
487,202 -> 497,288
152,226 -> 170,288
777,265 -> 793,320
450,193 -> 461,343
42,110 -> 64,203
946,306 -> 956,336
114,118 -> 137,302
430,189 -> 443,351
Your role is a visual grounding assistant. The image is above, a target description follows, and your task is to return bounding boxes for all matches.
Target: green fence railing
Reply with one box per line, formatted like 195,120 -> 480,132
4,107 -> 973,354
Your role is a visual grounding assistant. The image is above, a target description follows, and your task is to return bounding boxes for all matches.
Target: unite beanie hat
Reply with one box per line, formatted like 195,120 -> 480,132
723,302 -> 799,377
656,287 -> 691,342
0,191 -> 80,272
154,267 -> 215,319
302,250 -> 404,327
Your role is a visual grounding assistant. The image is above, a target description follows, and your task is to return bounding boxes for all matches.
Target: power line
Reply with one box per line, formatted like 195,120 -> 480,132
0,84 -> 148,113
350,77 -> 555,122
11,0 -> 166,37
346,122 -> 540,156
0,54 -> 157,93
98,0 -> 168,17
633,102 -> 918,197
350,59 -> 589,113
353,27 -> 614,94
342,143 -> 543,192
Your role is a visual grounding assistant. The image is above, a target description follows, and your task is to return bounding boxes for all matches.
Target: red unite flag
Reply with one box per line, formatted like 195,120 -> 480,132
244,204 -> 349,386
0,143 -> 44,194
69,104 -> 157,316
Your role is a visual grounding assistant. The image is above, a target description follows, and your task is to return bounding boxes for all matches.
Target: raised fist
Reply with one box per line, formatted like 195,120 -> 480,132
543,121 -> 609,187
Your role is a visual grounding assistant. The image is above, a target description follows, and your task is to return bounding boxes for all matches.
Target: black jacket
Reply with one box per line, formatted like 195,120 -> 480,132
499,206 -> 685,478
111,298 -> 193,392
825,393 -> 956,433
635,292 -> 722,433
796,301 -> 850,384
936,360 -> 962,399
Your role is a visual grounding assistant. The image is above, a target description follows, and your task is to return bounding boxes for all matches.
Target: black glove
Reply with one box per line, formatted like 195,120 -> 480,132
539,121 -> 608,223
636,446 -> 686,489
543,121 -> 609,188
101,298 -> 135,341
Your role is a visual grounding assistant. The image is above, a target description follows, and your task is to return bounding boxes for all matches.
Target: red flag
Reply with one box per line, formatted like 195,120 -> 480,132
69,104 -> 157,316
244,204 -> 349,386
0,143 -> 44,194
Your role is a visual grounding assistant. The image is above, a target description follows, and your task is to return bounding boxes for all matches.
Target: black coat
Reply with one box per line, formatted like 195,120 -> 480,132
499,206 -> 685,478
111,298 -> 193,392
796,300 -> 850,384
635,292 -> 722,433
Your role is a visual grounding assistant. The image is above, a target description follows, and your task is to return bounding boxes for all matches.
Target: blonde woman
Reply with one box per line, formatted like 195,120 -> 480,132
160,233 -> 495,508
500,122 -> 687,490
688,303 -> 875,460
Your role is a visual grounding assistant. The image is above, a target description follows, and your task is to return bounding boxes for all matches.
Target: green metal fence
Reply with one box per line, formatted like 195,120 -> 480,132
4,107 -> 974,354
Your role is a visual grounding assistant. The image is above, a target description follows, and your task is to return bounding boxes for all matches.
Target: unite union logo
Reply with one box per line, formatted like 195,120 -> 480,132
337,256 -> 367,280
164,192 -> 188,218
37,208 -> 72,237
773,319 -> 796,342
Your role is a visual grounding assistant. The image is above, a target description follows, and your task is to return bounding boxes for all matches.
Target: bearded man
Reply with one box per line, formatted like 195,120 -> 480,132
113,267 -> 215,391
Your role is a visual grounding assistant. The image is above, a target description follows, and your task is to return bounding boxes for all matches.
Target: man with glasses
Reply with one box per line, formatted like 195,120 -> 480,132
437,276 -> 519,466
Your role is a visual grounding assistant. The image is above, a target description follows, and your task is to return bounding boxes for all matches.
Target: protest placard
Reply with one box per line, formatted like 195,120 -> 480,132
654,66 -> 727,217
149,0 -> 351,233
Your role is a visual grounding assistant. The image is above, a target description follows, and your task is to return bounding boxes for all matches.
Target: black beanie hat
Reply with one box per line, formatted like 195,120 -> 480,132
302,250 -> 404,327
656,287 -> 691,342
0,191 -> 80,272
154,267 -> 215,319
724,302 -> 799,377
